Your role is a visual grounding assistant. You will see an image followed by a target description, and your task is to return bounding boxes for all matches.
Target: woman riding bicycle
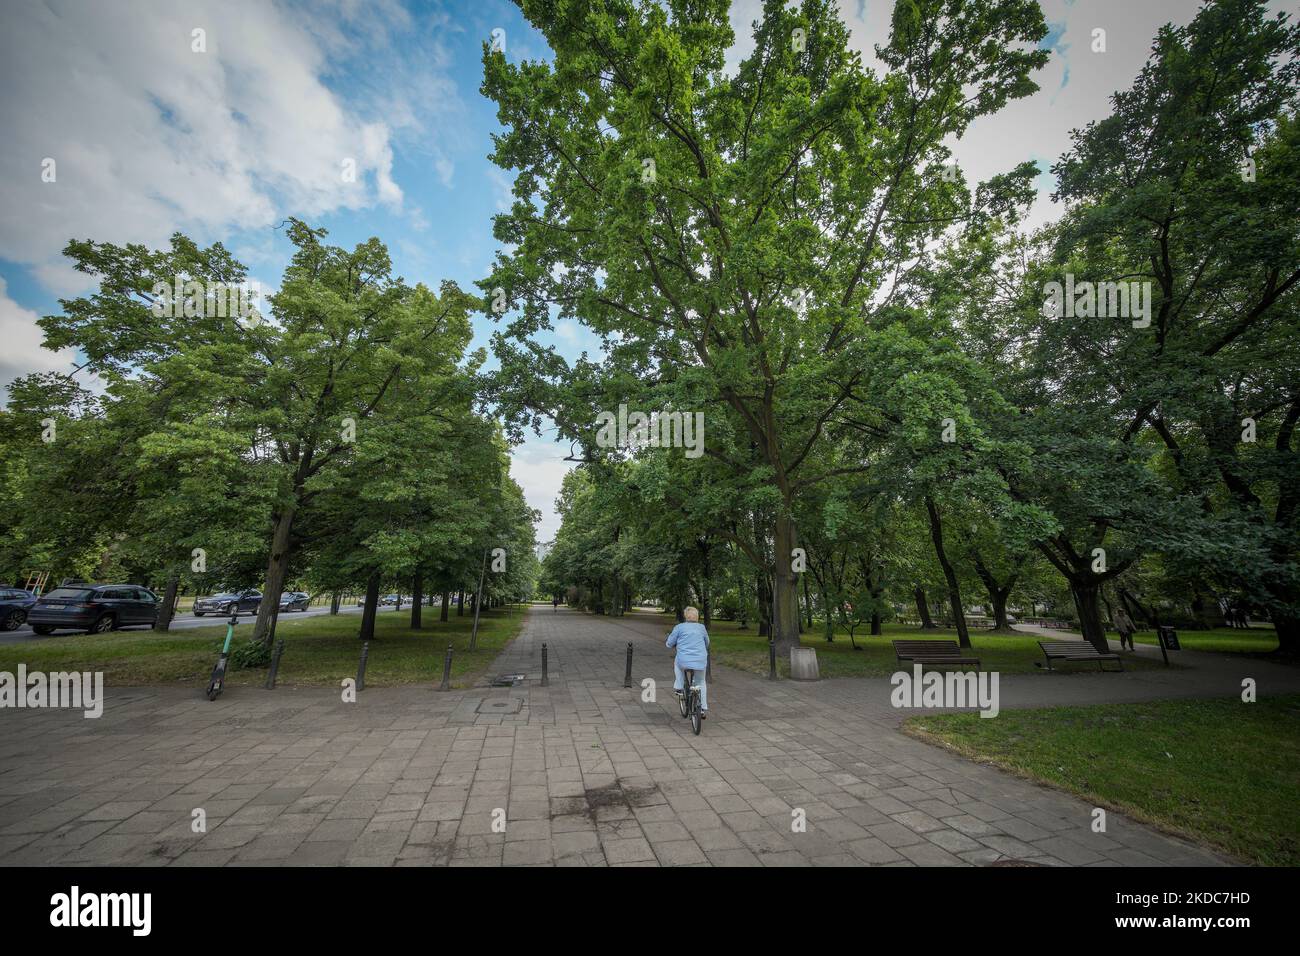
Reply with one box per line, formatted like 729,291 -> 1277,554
667,606 -> 710,718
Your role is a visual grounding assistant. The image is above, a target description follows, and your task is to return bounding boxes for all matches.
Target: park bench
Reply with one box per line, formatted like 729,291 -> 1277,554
892,640 -> 981,671
1036,640 -> 1123,672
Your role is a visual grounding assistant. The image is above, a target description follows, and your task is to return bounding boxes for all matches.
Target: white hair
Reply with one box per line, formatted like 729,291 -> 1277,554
683,606 -> 700,622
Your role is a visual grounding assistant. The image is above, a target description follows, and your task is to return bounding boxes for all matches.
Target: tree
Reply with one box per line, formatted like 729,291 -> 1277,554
981,0 -> 1300,650
483,0 -> 1048,651
36,222 -> 481,649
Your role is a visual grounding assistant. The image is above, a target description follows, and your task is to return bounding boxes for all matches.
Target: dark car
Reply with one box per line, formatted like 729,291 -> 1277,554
0,588 -> 37,631
279,591 -> 310,612
193,589 -> 262,616
28,585 -> 159,635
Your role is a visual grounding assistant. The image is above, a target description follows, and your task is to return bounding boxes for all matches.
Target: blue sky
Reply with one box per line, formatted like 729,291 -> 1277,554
0,0 -> 1257,540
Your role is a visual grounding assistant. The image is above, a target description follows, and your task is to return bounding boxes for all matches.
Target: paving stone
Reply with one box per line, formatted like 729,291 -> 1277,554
601,836 -> 655,864
848,837 -> 904,864
653,840 -> 707,865
0,606 -> 1245,870
868,821 -> 928,848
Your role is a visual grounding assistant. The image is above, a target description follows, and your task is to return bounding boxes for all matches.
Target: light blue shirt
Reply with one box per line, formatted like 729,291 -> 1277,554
666,622 -> 710,669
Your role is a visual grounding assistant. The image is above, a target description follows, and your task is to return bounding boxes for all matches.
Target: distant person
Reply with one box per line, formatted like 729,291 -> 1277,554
1112,606 -> 1136,651
666,606 -> 711,718
553,596 -> 559,612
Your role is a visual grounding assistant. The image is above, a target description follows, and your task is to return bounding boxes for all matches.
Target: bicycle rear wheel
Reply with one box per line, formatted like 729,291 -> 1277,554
690,691 -> 701,735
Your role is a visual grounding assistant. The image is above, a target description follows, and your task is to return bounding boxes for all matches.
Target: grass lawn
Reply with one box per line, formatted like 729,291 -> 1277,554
904,695 -> 1300,866
1130,626 -> 1280,654
0,607 -> 524,689
625,611 -> 1170,677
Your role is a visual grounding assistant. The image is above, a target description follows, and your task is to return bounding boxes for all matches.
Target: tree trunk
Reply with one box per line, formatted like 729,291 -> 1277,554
1071,580 -> 1109,652
155,572 -> 180,631
925,496 -> 971,649
821,584 -> 834,641
756,572 -> 770,637
1119,587 -> 1151,626
868,567 -> 884,636
457,588 -> 465,616
971,554 -> 1017,631
440,590 -> 450,622
802,574 -> 813,632
253,504 -> 297,648
1274,609 -> 1300,656
772,513 -> 801,652
330,591 -> 341,615
914,586 -> 936,629
991,588 -> 1011,630
411,572 -> 423,629
1192,590 -> 1221,631
359,570 -> 381,641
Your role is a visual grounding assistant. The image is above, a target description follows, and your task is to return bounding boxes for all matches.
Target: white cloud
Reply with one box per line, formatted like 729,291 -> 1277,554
0,277 -> 96,404
0,0 -> 423,295
486,166 -> 515,212
509,431 -> 575,543
551,319 -> 582,345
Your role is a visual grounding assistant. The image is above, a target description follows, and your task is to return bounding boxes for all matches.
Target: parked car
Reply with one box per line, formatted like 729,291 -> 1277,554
0,588 -> 37,631
279,591 -> 310,612
380,594 -> 402,606
193,589 -> 262,616
28,585 -> 159,635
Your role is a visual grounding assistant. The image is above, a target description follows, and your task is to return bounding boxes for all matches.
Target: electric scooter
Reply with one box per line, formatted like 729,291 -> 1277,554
206,609 -> 239,700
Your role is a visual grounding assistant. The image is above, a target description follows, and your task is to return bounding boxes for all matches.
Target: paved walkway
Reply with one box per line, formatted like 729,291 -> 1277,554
0,607 -> 1256,867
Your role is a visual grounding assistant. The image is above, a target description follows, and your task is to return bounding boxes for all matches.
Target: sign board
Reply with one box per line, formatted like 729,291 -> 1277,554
1157,626 -> 1180,651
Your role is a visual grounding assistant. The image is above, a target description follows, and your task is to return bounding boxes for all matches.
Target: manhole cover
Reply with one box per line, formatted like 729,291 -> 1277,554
476,697 -> 523,714
491,674 -> 526,687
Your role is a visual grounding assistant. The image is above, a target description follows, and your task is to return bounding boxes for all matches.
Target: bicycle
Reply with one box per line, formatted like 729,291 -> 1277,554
676,667 -> 703,735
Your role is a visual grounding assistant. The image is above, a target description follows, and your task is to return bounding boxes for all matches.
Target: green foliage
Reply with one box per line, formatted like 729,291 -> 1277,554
1,222 -> 538,649
231,638 -> 272,670
512,0 -> 1299,654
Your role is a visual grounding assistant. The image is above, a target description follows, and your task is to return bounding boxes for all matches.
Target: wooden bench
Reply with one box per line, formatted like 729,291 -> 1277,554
892,640 -> 981,671
1037,640 -> 1123,672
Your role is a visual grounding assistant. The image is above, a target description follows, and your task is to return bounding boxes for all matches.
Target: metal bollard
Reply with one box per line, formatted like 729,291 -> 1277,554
265,638 -> 285,690
768,637 -> 777,681
541,642 -> 549,687
624,642 -> 633,688
439,643 -> 453,691
356,641 -> 370,691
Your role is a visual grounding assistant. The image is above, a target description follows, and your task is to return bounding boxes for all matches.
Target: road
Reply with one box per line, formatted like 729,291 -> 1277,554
0,601 -> 440,645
